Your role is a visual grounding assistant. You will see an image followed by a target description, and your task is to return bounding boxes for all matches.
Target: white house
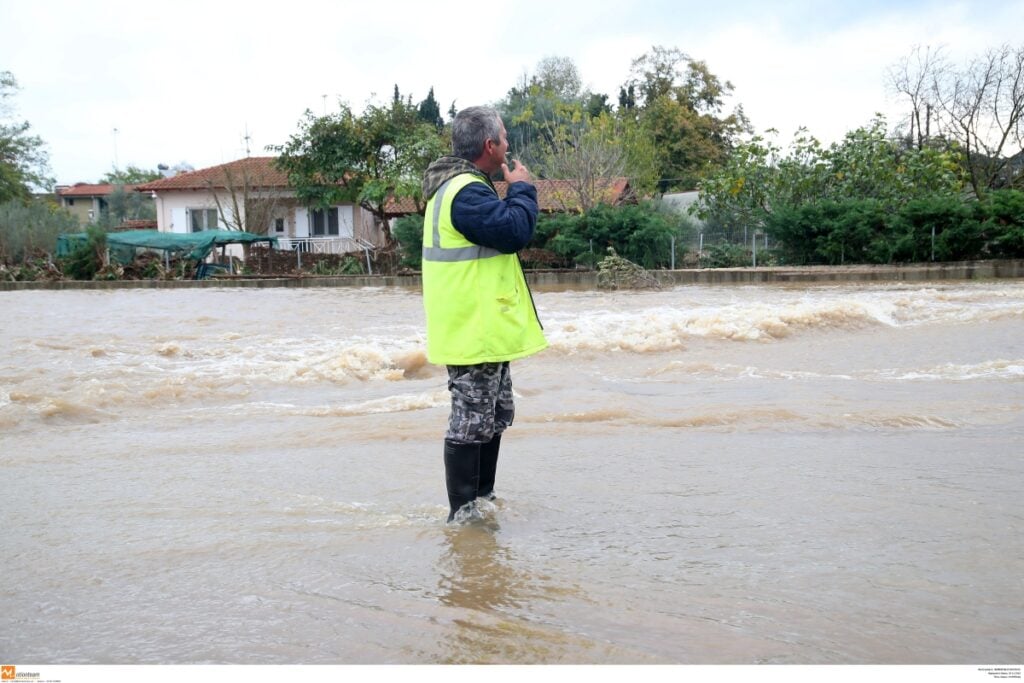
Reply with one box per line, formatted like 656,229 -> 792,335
136,157 -> 386,257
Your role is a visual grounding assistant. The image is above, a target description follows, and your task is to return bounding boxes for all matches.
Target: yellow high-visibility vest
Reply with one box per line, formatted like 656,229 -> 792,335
421,173 -> 547,365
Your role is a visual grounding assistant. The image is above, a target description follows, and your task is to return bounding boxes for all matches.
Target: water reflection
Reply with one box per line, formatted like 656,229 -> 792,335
434,516 -> 577,664
438,519 -> 523,613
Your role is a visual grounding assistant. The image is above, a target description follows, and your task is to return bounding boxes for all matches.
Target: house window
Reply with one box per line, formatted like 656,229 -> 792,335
274,218 -> 285,233
188,208 -> 219,232
67,198 -> 75,206
311,208 -> 339,236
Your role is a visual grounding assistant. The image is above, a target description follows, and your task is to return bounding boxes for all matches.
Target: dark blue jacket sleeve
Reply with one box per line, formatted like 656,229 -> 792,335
450,181 -> 538,254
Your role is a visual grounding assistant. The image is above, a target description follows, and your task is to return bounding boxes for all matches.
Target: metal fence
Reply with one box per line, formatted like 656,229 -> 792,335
276,237 -> 378,272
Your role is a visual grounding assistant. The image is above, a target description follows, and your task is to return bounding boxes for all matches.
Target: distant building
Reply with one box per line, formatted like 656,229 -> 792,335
136,157 -> 387,254
54,183 -> 149,224
660,191 -> 703,224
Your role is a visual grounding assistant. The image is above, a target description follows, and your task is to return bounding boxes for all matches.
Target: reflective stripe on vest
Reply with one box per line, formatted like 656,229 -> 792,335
422,176 -> 503,263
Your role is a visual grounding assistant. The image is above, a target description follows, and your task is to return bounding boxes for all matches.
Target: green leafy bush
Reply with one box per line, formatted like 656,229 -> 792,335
982,190 -> 1024,258
61,225 -> 107,280
533,201 -> 692,269
698,243 -> 751,268
764,192 -> 1024,265
392,214 -> 424,269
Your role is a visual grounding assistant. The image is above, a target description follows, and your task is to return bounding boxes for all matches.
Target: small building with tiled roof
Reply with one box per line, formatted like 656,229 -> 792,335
137,156 -> 291,192
385,177 -> 633,217
136,157 -> 386,254
55,183 -> 150,224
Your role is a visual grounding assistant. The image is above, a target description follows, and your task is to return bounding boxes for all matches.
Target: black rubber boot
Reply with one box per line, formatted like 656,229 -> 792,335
444,440 -> 480,522
477,433 -> 501,501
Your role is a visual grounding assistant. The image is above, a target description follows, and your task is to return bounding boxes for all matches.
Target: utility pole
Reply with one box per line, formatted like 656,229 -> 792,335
112,127 -> 120,170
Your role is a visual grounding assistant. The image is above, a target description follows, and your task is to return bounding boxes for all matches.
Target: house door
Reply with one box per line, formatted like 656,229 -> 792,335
294,208 -> 309,238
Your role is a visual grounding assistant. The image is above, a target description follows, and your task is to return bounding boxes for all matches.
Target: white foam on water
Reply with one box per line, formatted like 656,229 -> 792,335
539,283 -> 1024,353
280,496 -> 445,530
301,389 -> 449,417
543,297 -> 898,353
649,359 -> 1024,383
648,361 -> 856,382
218,389 -> 449,419
879,359 -> 1024,381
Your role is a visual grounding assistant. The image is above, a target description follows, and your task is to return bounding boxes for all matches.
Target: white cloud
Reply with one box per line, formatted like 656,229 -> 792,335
3,0 -> 1023,183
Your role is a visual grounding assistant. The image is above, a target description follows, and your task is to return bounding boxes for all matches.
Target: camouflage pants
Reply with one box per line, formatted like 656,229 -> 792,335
445,362 -> 514,444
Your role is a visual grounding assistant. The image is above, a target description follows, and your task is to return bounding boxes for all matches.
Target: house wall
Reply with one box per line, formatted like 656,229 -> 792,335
152,187 -> 387,252
155,190 -> 234,233
60,196 -> 103,224
355,207 -> 386,247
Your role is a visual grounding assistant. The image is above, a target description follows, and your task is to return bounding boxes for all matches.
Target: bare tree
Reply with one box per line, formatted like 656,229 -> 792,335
935,44 -> 1024,198
204,162 -> 282,235
895,44 -> 1024,198
537,121 -> 625,212
888,45 -> 946,150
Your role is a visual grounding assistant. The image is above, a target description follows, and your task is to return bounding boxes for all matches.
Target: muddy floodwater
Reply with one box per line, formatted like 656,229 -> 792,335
1,282 -> 1022,664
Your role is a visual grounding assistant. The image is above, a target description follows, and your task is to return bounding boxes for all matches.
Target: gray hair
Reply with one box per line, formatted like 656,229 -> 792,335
452,106 -> 503,161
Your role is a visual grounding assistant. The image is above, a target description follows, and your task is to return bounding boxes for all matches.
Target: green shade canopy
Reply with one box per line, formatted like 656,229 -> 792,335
57,229 -> 277,262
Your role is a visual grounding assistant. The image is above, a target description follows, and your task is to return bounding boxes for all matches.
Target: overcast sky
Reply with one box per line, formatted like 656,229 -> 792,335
2,0 -> 1022,185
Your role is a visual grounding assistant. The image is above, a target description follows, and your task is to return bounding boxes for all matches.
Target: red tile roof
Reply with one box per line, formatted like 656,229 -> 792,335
137,156 -> 632,215
137,157 -> 291,192
56,183 -> 140,197
385,177 -> 632,216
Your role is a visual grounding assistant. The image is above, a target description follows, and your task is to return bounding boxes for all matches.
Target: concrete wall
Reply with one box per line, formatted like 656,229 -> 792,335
4,261 -> 1024,291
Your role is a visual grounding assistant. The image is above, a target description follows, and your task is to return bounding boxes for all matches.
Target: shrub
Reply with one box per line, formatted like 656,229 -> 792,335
698,243 -> 751,268
392,214 -> 424,269
982,190 -> 1024,258
0,199 -> 80,264
532,202 -> 692,269
61,225 -> 107,280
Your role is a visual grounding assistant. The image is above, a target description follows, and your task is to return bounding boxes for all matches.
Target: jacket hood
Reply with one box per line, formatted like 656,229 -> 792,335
422,156 -> 491,201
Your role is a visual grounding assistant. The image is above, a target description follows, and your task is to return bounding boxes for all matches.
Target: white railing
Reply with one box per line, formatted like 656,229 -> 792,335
277,236 -> 377,274
277,236 -> 362,254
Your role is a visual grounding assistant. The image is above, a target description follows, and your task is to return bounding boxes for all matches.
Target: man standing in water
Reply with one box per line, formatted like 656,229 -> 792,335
420,106 -> 547,523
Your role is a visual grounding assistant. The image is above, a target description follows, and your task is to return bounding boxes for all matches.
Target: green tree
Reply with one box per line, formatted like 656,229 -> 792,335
534,106 -> 657,209
272,93 -> 448,245
1,71 -> 53,203
100,165 -> 162,185
623,47 -> 750,190
496,57 -> 658,194
497,57 -> 595,167
417,87 -> 445,130
827,117 -> 963,205
0,198 -> 78,264
102,185 -> 157,227
697,116 -> 964,241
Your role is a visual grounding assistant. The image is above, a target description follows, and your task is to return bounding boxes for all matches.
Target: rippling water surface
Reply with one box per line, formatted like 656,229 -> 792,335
2,282 -> 1022,664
